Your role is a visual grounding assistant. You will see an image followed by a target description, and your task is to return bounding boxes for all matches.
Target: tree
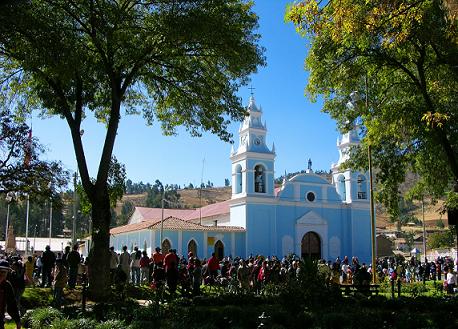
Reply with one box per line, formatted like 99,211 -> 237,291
224,178 -> 231,187
146,180 -> 181,208
427,229 -> 455,249
0,0 -> 264,300
117,200 -> 134,226
77,156 -> 127,225
0,110 -> 68,196
286,0 -> 457,217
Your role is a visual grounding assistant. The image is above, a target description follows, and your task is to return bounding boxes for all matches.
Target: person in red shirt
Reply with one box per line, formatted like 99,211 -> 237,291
152,247 -> 164,268
139,250 -> 150,284
207,252 -> 220,278
163,249 -> 179,293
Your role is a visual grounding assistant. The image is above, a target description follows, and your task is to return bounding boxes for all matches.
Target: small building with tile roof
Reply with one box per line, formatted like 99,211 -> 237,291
109,97 -> 372,263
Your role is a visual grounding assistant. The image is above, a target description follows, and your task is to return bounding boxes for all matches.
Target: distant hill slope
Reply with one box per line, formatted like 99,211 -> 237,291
115,187 -> 232,213
179,187 -> 232,208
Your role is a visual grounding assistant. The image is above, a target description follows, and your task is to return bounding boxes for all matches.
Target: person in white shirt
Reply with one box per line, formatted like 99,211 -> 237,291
446,268 -> 456,294
118,246 -> 131,280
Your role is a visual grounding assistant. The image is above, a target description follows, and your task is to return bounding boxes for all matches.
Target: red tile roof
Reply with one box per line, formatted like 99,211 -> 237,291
133,200 -> 230,223
110,216 -> 245,235
183,199 -> 231,220
135,207 -> 195,220
110,221 -> 156,235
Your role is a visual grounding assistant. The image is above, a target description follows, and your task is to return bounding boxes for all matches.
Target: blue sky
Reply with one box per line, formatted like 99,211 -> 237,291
32,0 -> 340,188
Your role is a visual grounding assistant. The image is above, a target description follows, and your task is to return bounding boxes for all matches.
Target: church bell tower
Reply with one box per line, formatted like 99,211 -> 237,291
230,96 -> 276,199
331,122 -> 369,203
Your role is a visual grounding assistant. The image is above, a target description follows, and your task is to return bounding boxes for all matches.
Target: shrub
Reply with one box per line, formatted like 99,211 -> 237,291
402,282 -> 427,298
96,319 -> 126,329
22,307 -> 64,329
91,298 -> 139,322
21,288 -> 53,309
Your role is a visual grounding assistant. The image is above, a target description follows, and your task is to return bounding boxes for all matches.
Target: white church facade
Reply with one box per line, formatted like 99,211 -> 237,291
109,97 -> 373,263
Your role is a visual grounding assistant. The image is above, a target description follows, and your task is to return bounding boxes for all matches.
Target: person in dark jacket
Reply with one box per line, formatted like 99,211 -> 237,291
67,245 -> 80,289
41,245 -> 56,288
0,260 -> 21,329
8,261 -> 25,313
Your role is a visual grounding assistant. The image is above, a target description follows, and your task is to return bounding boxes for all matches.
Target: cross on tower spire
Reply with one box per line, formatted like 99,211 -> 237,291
249,86 -> 255,96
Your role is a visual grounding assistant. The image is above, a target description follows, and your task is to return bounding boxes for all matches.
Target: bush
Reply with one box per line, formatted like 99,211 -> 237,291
402,282 -> 427,298
96,319 -> 126,329
128,302 -> 163,328
21,288 -> 53,309
91,299 -> 139,322
22,307 -> 64,329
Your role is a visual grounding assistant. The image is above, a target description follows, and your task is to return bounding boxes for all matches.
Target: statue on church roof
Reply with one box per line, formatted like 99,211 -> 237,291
307,158 -> 312,171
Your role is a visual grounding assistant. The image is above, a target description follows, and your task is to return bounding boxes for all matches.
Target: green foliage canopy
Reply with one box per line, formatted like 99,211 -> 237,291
0,110 -> 68,197
427,228 -> 455,248
286,0 -> 458,217
0,0 -> 264,300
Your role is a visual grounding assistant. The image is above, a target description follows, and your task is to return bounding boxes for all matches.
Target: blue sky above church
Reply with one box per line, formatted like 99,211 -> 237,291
31,1 -> 339,188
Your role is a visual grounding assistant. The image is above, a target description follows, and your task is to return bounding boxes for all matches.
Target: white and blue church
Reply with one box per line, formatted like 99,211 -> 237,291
108,97 -> 373,263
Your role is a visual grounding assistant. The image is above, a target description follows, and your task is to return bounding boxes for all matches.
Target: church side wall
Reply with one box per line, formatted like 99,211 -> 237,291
230,204 -> 247,228
110,229 -> 151,254
111,229 -> 245,260
245,203 -> 276,257
275,204 -> 299,258
324,206 -> 350,261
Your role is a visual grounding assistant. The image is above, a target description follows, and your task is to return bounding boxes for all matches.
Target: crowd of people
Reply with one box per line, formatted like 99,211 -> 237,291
0,245 -> 456,328
110,246 -> 458,297
110,246 -> 308,297
374,255 -> 457,294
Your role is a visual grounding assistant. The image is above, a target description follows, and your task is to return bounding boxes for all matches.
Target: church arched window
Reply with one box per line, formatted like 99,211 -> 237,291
161,239 -> 171,254
188,239 -> 197,257
357,175 -> 367,199
337,175 -> 346,201
235,164 -> 242,194
254,164 -> 265,193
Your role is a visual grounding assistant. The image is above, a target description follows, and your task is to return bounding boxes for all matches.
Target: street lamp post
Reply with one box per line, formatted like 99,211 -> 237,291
422,197 -> 427,263
33,224 -> 37,252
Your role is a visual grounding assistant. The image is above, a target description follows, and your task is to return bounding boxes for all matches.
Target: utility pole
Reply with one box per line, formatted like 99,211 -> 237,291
368,145 -> 377,284
200,158 -> 205,225
160,187 -> 165,248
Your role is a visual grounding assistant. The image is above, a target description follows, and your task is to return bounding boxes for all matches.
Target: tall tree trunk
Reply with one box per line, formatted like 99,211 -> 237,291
87,187 -> 111,300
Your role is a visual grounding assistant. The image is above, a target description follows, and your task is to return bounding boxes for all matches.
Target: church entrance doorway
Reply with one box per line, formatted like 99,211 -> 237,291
301,232 -> 321,260
214,240 -> 224,260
